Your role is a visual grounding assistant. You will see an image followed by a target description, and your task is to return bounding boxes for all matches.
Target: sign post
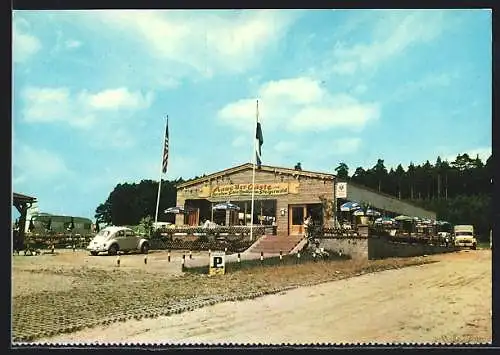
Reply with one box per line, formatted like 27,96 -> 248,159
209,251 -> 226,276
335,182 -> 347,228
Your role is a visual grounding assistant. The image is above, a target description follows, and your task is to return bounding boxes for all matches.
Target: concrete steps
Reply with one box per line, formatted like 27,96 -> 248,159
247,235 -> 305,255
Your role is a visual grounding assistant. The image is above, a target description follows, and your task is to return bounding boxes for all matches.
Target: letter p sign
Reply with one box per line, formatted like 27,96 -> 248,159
209,251 -> 226,275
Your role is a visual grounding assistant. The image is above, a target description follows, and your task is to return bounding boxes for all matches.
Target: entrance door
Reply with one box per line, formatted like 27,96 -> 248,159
289,204 -> 307,235
186,208 -> 200,226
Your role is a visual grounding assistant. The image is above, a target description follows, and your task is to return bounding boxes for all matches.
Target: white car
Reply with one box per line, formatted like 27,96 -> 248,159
87,226 -> 150,256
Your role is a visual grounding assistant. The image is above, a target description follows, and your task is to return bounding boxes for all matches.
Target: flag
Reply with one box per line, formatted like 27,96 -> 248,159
162,118 -> 169,174
255,121 -> 263,168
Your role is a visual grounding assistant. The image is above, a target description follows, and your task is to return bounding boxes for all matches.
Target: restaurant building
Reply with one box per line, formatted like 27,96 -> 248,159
175,163 -> 436,237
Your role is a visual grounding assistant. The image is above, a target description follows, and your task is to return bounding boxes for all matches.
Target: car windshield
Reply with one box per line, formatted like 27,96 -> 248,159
96,230 -> 110,238
456,231 -> 473,236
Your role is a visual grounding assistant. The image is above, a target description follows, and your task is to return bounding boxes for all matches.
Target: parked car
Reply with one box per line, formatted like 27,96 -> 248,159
87,226 -> 149,256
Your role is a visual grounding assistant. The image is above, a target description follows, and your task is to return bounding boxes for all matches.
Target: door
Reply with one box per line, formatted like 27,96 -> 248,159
289,204 -> 307,235
187,208 -> 200,226
124,229 -> 138,250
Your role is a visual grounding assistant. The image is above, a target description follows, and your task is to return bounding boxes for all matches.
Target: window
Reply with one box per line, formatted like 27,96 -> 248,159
125,230 -> 135,237
292,207 -> 304,225
117,230 -> 125,237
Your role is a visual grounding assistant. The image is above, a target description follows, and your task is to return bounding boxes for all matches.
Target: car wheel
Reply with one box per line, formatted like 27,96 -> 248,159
90,251 -> 98,256
141,243 -> 149,254
472,244 -> 477,250
108,244 -> 119,256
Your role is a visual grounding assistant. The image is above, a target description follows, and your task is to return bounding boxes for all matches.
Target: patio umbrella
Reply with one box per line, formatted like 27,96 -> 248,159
212,202 -> 240,211
353,209 -> 381,216
394,215 -> 414,222
340,201 -> 361,212
375,217 -> 396,225
164,206 -> 185,214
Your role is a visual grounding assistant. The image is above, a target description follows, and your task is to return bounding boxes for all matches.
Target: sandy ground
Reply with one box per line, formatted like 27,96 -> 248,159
39,249 -> 491,345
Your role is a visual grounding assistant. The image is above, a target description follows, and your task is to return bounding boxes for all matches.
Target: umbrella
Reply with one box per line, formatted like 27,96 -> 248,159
375,217 -> 396,225
212,202 -> 240,211
395,215 -> 414,222
353,209 -> 381,216
164,206 -> 185,214
340,201 -> 361,212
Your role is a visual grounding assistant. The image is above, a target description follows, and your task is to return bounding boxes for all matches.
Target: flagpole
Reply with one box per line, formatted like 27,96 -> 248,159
249,100 -> 258,242
155,116 -> 168,225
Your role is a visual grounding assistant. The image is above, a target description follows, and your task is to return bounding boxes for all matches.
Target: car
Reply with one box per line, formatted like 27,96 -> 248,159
87,226 -> 149,256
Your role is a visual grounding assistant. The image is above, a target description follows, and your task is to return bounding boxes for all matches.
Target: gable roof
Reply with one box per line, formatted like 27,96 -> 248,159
177,163 -> 335,189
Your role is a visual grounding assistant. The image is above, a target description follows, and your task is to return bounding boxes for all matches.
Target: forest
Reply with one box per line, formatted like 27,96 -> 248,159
95,153 -> 492,240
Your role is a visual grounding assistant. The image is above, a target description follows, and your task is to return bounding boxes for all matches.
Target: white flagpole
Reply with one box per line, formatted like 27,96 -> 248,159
155,116 -> 168,226
249,100 -> 258,242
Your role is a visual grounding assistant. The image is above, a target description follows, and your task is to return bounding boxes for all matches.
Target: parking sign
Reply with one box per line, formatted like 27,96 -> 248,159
209,251 -> 226,275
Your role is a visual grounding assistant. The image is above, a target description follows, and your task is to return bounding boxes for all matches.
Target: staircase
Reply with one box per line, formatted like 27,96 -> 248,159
247,235 -> 305,255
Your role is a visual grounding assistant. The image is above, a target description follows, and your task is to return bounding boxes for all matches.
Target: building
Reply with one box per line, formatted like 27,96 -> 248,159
175,163 -> 436,237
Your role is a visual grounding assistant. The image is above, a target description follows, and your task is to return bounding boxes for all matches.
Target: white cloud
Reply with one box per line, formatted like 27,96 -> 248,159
82,87 -> 154,110
231,135 -> 247,148
352,84 -> 368,95
274,141 -> 296,153
13,143 -> 72,188
389,70 -> 460,103
22,86 -> 154,127
329,11 -> 447,75
331,138 -> 362,154
65,39 -> 82,49
444,147 -> 492,163
13,18 -> 42,63
217,77 -> 380,133
83,10 -> 298,78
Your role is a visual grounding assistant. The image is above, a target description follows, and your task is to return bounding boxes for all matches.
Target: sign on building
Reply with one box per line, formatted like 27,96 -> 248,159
209,251 -> 226,275
335,182 -> 347,199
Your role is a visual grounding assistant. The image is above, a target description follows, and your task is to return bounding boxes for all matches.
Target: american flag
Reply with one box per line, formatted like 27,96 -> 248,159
162,118 -> 169,174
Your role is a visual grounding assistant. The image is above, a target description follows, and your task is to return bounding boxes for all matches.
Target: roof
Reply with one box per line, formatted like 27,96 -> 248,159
13,192 -> 37,203
99,226 -> 133,233
177,163 -> 335,189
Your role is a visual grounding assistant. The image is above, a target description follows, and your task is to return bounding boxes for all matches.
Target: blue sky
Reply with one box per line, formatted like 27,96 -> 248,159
12,9 -> 491,220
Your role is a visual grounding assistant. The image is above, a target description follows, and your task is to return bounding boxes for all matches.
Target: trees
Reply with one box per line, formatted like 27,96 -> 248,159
334,162 -> 349,180
94,178 -> 182,226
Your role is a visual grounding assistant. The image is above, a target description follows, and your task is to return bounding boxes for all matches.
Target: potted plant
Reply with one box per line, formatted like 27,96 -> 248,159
358,201 -> 371,225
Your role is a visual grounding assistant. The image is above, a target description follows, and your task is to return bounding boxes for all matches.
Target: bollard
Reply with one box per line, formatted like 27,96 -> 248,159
182,254 -> 186,271
116,255 -> 120,267
189,250 -> 192,259
224,247 -> 228,254
260,251 -> 264,263
237,253 -> 241,263
144,255 -> 147,265
279,250 -> 283,261
297,252 -> 301,263
51,244 -> 55,254
167,251 -> 171,263
73,244 -> 76,252
208,249 -> 211,257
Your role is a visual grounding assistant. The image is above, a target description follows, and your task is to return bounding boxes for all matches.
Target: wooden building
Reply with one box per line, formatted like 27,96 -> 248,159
175,163 -> 436,237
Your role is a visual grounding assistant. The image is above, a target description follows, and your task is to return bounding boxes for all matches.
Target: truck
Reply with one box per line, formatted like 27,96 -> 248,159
454,225 -> 477,250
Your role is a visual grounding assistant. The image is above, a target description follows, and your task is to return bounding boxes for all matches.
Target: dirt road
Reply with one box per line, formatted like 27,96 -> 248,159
40,250 -> 491,344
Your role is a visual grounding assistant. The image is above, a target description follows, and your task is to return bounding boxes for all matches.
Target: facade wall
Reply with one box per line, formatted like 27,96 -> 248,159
318,237 -> 369,260
176,167 -> 334,236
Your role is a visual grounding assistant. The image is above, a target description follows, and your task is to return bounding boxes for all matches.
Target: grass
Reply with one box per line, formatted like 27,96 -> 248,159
12,255 -> 436,343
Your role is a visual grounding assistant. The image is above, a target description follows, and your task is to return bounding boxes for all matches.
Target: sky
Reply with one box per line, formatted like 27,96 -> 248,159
12,9 -> 492,220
